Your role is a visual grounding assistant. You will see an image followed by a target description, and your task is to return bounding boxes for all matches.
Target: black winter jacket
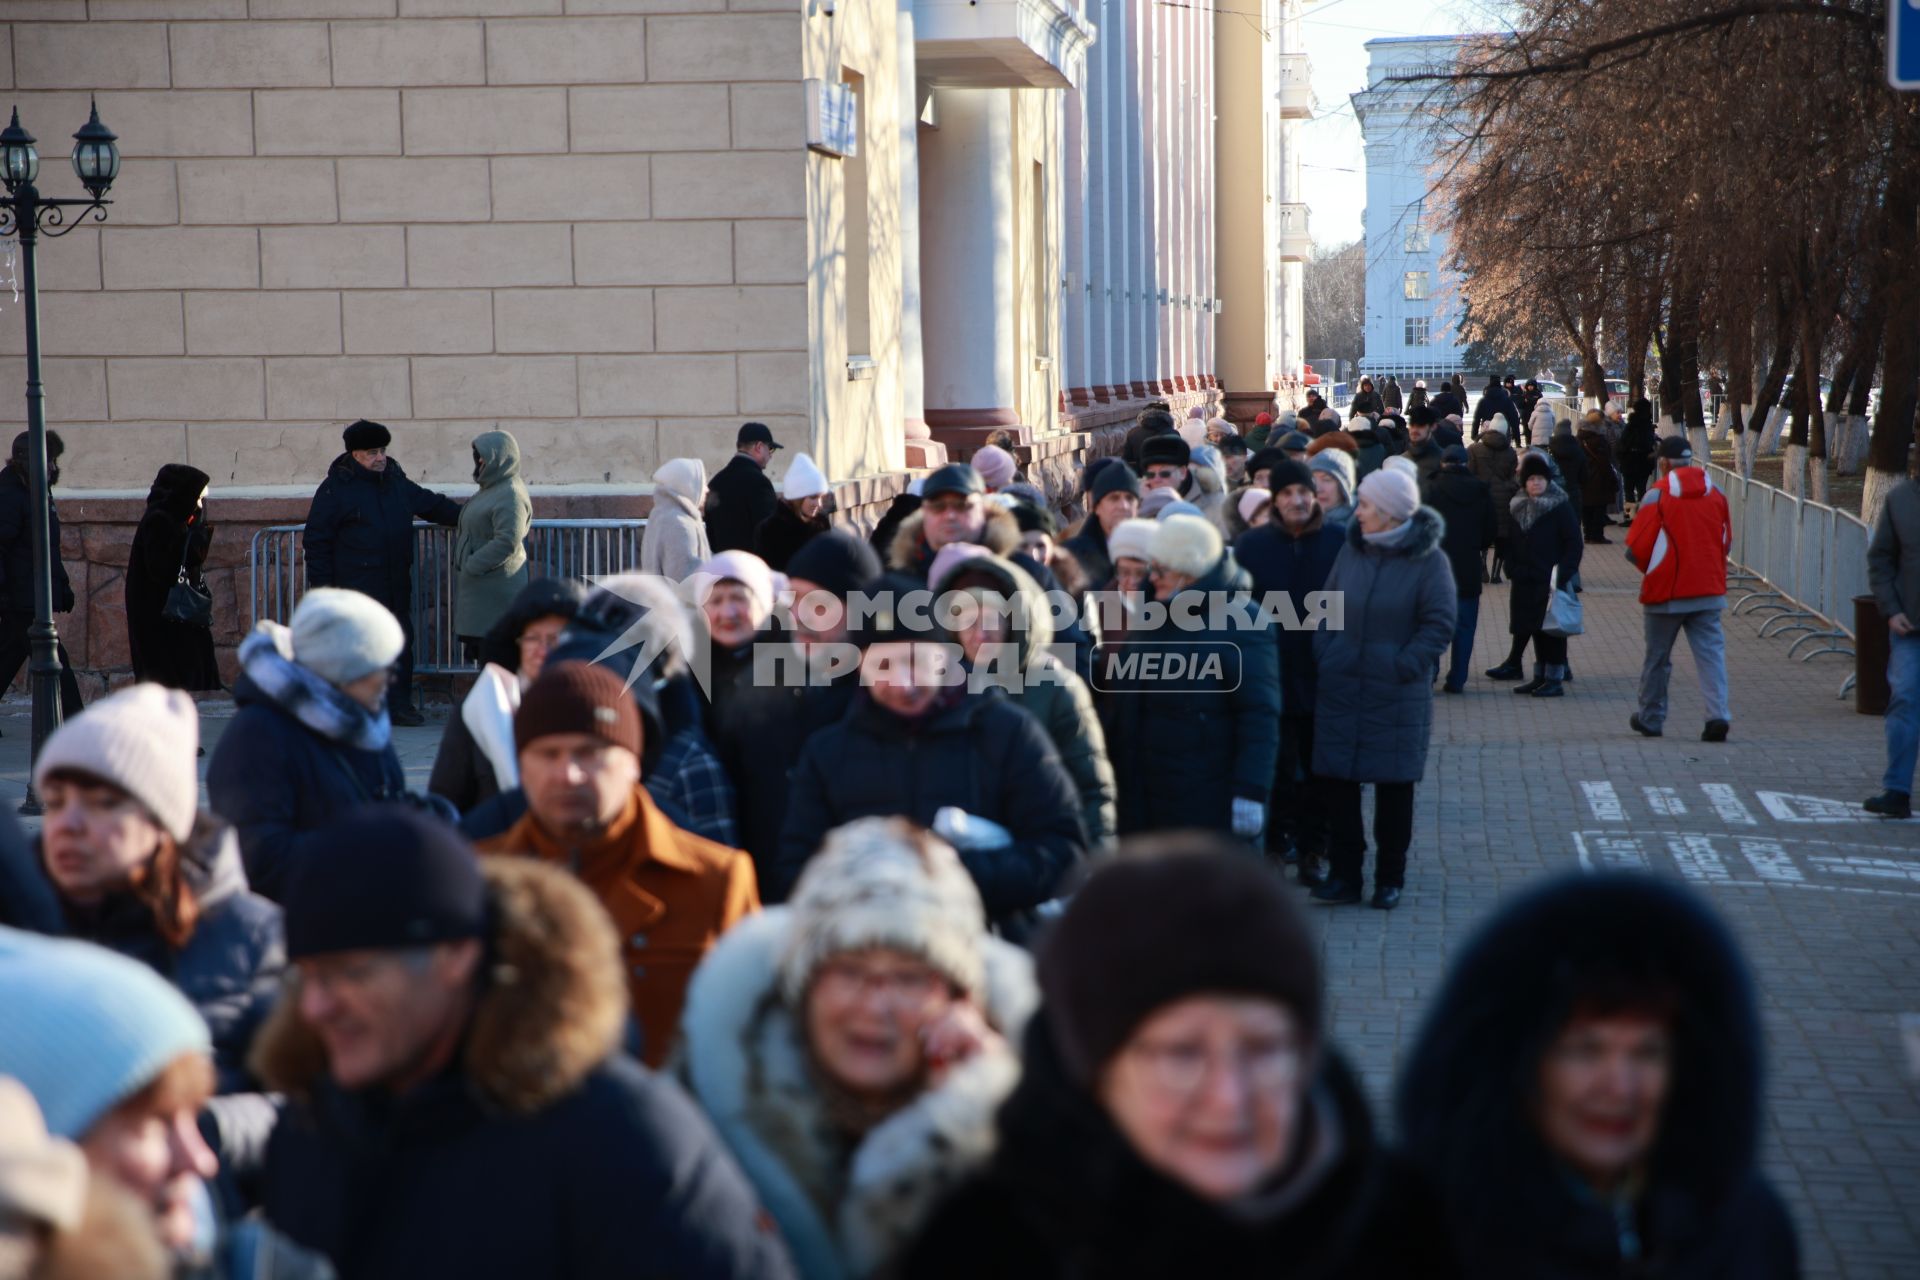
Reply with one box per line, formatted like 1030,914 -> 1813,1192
303,454 -> 460,608
752,501 -> 828,572
1234,516 -> 1343,717
0,462 -> 73,615
1423,468 -> 1498,599
1473,385 -> 1521,433
1398,873 -> 1800,1280
705,453 -> 779,555
774,688 -> 1086,929
1506,488 -> 1583,635
900,1017 -> 1455,1280
127,463 -> 221,691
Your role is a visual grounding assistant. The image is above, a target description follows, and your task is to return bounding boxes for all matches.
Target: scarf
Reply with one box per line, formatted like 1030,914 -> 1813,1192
1510,485 -> 1567,532
1361,518 -> 1417,549
239,621 -> 393,752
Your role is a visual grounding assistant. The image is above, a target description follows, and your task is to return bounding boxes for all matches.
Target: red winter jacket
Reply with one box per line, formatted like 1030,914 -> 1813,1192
1626,465 -> 1730,605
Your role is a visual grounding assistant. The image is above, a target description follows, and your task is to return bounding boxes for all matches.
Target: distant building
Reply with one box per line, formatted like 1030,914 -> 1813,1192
1351,35 -> 1473,382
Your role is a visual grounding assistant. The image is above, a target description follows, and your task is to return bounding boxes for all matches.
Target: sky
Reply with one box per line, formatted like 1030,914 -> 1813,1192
1299,0 -> 1505,247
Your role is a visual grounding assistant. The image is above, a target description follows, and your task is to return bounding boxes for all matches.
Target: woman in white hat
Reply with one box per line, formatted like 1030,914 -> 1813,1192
756,453 -> 832,572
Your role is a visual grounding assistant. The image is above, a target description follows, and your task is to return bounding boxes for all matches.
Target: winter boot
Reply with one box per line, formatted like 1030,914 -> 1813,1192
1863,790 -> 1913,819
1513,664 -> 1548,695
1530,664 -> 1567,697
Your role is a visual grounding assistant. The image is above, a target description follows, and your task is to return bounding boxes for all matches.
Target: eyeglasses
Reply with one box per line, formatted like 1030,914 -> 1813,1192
1145,467 -> 1182,481
813,959 -> 951,1011
1126,1038 -> 1304,1099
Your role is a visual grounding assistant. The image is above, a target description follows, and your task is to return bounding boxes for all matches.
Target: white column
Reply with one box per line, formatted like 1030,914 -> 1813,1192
920,89 -> 1019,429
896,4 -> 929,450
1088,0 -> 1113,401
1065,83 -> 1090,407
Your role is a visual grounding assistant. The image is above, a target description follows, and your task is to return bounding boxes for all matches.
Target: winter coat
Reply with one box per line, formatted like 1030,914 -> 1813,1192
42,816 -> 282,1092
126,463 -> 220,691
0,461 -> 73,615
867,493 -> 921,560
1869,478 -> 1920,623
205,625 -> 409,903
1548,433 -> 1588,509
302,454 -> 460,610
755,501 -> 829,572
1468,429 -> 1520,538
1351,389 -> 1384,418
478,787 -> 758,1068
1423,468 -> 1497,599
774,689 -> 1087,932
1312,509 -> 1455,785
936,556 -> 1117,846
706,452 -> 780,556
900,1015 -> 1454,1280
1061,520 -> 1114,590
1108,551 -> 1281,834
1577,428 -> 1618,511
1406,438 -> 1446,489
0,806 -> 58,933
1506,486 -> 1583,635
1235,514 -> 1345,717
451,431 -> 531,639
1627,466 -> 1730,608
1526,398 -> 1557,449
643,458 -> 713,582
1473,385 -> 1520,433
1382,381 -> 1404,410
1347,426 -> 1388,479
677,911 -> 1037,1280
1397,873 -> 1800,1280
253,856 -> 797,1280
1620,405 -> 1659,476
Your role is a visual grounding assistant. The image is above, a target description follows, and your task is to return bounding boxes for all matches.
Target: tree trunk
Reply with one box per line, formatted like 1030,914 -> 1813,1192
1724,311 -> 1753,454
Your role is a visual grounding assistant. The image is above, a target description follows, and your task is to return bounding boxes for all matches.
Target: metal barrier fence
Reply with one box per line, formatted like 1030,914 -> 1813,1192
1705,465 -> 1868,695
249,519 -> 647,675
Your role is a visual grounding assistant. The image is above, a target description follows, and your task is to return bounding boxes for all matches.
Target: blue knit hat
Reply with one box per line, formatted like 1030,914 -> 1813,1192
0,928 -> 212,1139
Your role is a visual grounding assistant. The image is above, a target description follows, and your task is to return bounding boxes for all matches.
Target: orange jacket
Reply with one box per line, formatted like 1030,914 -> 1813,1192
1626,465 -> 1730,606
480,788 -> 758,1065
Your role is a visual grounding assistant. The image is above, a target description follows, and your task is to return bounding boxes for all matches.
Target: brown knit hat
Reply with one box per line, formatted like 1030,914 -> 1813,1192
513,661 -> 643,757
1308,430 -> 1360,457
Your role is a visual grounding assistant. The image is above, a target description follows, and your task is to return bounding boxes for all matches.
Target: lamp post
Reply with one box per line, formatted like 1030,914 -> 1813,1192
0,102 -> 119,815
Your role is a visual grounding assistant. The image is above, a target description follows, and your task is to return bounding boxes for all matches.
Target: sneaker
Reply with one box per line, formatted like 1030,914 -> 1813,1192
1863,791 -> 1912,819
1702,719 -> 1729,743
1310,878 -> 1362,905
1370,886 -> 1402,910
1630,713 -> 1662,738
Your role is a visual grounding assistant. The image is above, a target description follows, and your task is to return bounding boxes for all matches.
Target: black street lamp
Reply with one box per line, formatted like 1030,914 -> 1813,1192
0,101 -> 119,815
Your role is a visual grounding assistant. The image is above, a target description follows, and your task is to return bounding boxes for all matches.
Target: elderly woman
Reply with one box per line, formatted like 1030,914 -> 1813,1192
205,589 -> 409,902
1486,453 -> 1583,697
641,457 -> 711,582
1310,469 -> 1455,911
757,453 -> 832,571
696,549 -> 778,733
429,576 -> 589,814
452,430 -> 532,659
901,839 -> 1438,1277
1399,873 -> 1799,1278
28,684 -> 282,1091
678,818 -> 1034,1279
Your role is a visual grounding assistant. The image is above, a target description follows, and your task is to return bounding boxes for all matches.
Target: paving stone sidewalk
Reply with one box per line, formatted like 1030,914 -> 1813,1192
0,528 -> 1910,1275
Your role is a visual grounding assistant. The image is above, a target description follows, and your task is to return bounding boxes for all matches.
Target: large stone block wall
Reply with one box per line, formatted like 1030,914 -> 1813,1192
0,3 -> 815,496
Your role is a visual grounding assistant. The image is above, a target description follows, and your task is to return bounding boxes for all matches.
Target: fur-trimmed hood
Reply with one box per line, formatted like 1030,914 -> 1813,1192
1341,504 -> 1446,557
250,856 -> 627,1117
887,505 -> 1021,577
1397,872 -> 1773,1271
677,909 -> 1037,1280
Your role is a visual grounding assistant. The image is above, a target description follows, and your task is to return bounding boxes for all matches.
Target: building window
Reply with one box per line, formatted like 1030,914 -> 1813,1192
842,69 -> 871,361
1403,271 -> 1430,301
1405,317 -> 1431,346
1404,215 -> 1430,253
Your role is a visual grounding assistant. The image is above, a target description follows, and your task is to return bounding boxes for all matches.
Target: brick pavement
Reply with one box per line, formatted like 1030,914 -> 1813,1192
0,531 -> 1910,1274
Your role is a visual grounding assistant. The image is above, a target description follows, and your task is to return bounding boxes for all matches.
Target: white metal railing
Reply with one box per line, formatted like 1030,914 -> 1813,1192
249,519 -> 646,675
1707,465 -> 1868,696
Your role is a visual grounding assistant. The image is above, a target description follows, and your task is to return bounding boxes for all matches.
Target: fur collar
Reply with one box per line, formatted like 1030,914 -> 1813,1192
677,910 -> 1037,1279
1510,485 -> 1568,531
887,506 -> 1021,574
249,857 -> 627,1116
1341,505 -> 1445,557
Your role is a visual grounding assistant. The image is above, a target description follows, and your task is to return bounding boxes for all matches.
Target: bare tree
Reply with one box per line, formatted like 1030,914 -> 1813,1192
1302,239 -> 1366,372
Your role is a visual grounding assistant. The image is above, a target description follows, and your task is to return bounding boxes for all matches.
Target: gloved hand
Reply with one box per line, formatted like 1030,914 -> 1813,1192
933,806 -> 1015,851
1231,797 -> 1265,839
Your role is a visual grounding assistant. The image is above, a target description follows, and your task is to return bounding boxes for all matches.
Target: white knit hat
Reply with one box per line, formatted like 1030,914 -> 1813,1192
1149,513 -> 1223,578
695,550 -> 775,614
1359,467 -> 1421,523
1106,518 -> 1158,566
1384,455 -> 1420,481
290,587 -> 405,686
781,452 -> 830,500
778,817 -> 988,1006
33,684 -> 199,842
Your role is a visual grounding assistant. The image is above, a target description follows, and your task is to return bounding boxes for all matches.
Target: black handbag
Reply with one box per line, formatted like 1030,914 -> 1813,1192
160,525 -> 214,628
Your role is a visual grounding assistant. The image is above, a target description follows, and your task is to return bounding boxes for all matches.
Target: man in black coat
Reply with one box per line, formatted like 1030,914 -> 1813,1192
1405,406 -> 1447,488
256,810 -> 795,1280
302,420 -> 461,725
1422,447 -> 1497,693
0,430 -> 83,717
1062,459 -> 1142,589
1474,376 -> 1521,437
704,421 -> 782,554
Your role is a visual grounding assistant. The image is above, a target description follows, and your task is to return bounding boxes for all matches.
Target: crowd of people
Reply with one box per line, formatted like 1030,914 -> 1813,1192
0,400 -> 1822,1279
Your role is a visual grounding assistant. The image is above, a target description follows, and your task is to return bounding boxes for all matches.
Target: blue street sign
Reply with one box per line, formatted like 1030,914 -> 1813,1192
1896,0 -> 1920,90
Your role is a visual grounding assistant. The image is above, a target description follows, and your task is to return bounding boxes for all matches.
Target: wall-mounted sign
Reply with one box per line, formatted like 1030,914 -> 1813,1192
806,80 -> 859,158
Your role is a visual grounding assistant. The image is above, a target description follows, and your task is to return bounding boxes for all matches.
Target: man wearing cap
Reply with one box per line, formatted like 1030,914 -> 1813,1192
1139,435 -> 1193,499
705,422 -> 784,555
1422,445 -> 1498,693
304,419 -> 462,726
1234,459 -> 1344,874
1625,436 -> 1732,742
478,663 -> 758,1064
1403,406 -> 1446,489
255,809 -> 793,1278
1063,459 -> 1142,589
